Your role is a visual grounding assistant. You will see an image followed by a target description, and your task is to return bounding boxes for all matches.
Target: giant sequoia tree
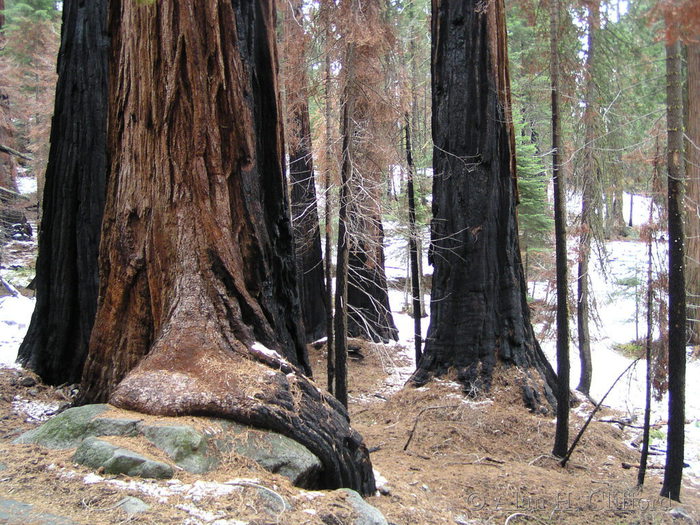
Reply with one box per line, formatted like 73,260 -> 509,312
79,0 -> 374,494
411,0 -> 556,406
17,0 -> 108,385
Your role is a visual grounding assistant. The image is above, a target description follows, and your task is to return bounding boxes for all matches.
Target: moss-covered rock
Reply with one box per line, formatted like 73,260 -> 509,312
73,437 -> 173,479
13,404 -> 109,449
140,424 -> 217,474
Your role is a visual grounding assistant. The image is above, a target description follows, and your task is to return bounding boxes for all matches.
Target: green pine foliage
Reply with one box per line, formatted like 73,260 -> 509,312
514,108 -> 553,258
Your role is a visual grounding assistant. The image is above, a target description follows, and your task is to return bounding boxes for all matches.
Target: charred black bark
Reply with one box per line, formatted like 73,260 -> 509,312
411,0 -> 556,406
550,0 -> 570,458
347,222 -> 399,343
661,38 -> 686,503
285,0 -> 328,344
17,0 -> 108,385
290,118 -> 328,344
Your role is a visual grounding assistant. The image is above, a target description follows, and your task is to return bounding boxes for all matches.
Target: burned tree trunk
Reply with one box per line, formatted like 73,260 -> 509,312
17,0 -> 108,385
79,0 -> 374,495
685,43 -> 700,345
284,0 -> 328,343
341,0 -> 398,344
576,0 -> 600,396
411,0 -> 556,407
661,37 -> 686,503
550,0 -> 570,458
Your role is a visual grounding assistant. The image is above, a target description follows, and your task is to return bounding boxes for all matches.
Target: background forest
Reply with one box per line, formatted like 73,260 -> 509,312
0,0 -> 699,523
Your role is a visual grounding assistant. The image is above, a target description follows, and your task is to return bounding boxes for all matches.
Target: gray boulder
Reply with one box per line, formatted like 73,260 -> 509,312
0,499 -> 75,525
115,496 -> 150,515
336,489 -> 388,525
73,437 -> 173,479
217,420 -> 322,488
140,424 -> 217,474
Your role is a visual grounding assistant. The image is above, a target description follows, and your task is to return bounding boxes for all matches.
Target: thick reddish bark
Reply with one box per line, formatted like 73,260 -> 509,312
79,0 -> 374,494
17,0 -> 108,385
411,0 -> 556,408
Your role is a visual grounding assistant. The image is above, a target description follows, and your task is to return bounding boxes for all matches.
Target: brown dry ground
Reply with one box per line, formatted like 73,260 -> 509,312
0,341 -> 697,524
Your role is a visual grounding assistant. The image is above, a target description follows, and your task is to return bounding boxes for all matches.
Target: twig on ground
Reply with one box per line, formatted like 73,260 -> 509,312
560,359 -> 640,467
403,405 -> 461,451
505,512 -> 548,525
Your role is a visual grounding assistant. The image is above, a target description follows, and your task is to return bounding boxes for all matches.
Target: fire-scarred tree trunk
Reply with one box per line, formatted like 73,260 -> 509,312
411,0 -> 556,407
341,0 -> 398,344
79,0 -> 374,495
685,43 -> 700,345
661,36 -> 686,503
283,0 -> 328,343
17,0 -> 108,385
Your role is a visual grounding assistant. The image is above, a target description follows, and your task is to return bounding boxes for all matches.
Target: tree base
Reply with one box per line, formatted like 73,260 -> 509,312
109,338 -> 376,495
409,362 -> 555,414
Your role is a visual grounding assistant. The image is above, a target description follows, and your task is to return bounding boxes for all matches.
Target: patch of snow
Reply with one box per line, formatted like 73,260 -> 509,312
176,503 -> 226,523
15,175 -> 37,195
251,342 -> 284,362
373,468 -> 388,491
0,293 -> 35,368
12,397 -> 61,422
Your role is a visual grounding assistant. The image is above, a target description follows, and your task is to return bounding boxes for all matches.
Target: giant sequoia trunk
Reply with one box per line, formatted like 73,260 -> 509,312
17,0 -> 108,385
284,0 -> 328,343
411,0 -> 556,406
341,0 -> 398,344
79,0 -> 374,495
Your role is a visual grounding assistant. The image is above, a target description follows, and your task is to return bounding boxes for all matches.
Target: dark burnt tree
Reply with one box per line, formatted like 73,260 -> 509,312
283,0 -> 328,343
341,0 -> 398,344
17,0 -> 108,385
78,0 -> 374,495
660,37 -> 686,503
576,0 -> 600,396
550,0 -> 570,458
685,43 -> 700,344
411,0 -> 557,407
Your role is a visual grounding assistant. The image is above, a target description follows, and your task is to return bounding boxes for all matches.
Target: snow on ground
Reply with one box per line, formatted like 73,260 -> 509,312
384,195 -> 699,486
15,174 -> 37,196
0,291 -> 34,368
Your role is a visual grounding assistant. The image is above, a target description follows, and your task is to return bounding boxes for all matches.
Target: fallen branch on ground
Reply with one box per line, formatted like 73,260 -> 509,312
403,405 -> 460,451
0,144 -> 32,161
560,359 -> 640,467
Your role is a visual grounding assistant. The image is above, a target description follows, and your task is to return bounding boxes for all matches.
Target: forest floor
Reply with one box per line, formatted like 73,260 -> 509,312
0,339 -> 698,524
0,183 -> 699,524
